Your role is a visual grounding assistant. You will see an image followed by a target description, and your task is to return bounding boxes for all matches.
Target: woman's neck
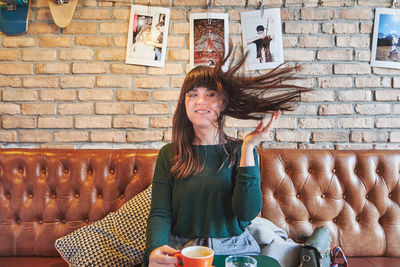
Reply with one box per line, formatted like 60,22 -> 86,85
193,127 -> 220,145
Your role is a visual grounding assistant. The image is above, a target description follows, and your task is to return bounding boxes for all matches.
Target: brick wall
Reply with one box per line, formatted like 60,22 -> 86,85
1,0 -> 400,149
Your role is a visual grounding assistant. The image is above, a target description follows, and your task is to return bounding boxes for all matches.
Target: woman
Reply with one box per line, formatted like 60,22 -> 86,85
144,51 -> 309,267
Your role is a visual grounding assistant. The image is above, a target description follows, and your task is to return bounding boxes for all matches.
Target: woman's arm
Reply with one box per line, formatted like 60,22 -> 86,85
144,145 -> 174,266
231,111 -> 281,221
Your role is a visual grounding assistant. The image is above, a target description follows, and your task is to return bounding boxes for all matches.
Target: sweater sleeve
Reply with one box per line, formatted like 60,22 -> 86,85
231,147 -> 262,221
143,145 -> 173,266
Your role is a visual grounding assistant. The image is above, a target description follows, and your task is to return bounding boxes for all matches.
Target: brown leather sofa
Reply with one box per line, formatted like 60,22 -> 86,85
0,148 -> 399,266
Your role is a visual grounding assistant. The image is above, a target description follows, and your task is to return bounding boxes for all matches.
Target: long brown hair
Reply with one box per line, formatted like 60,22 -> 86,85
171,48 -> 311,179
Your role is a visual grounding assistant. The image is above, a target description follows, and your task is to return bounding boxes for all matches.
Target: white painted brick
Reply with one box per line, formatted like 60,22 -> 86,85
312,131 -> 349,142
390,132 -> 400,142
355,77 -> 391,88
275,131 -> 310,142
337,90 -> 371,101
302,90 -> 335,102
375,90 -> 400,101
299,118 -> 334,129
355,104 -> 391,115
297,64 -> 331,75
319,104 -> 353,115
375,118 -> 400,128
350,131 -> 388,143
338,117 -> 373,128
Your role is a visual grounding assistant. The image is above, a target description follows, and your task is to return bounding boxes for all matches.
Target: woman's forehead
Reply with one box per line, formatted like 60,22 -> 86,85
188,86 -> 216,92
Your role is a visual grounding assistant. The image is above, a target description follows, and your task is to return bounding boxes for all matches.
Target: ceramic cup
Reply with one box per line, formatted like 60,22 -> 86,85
175,246 -> 214,267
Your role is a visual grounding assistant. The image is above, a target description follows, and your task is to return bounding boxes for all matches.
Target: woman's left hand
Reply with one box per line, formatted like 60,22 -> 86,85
243,110 -> 281,149
239,110 -> 280,167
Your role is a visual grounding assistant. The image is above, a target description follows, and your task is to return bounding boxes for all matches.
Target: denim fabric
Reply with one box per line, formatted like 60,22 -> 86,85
168,229 -> 260,256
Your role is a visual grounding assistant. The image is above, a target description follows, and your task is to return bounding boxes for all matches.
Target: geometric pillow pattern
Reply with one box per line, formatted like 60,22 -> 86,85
55,185 -> 152,267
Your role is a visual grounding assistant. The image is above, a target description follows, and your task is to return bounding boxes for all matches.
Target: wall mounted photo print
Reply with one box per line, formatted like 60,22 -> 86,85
126,5 -> 170,68
240,8 -> 284,71
189,13 -> 229,70
371,8 -> 400,69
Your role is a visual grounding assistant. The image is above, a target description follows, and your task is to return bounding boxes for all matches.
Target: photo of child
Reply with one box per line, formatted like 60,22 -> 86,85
241,9 -> 284,71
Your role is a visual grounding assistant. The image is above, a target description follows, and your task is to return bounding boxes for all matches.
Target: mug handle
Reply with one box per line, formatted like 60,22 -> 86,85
173,252 -> 183,267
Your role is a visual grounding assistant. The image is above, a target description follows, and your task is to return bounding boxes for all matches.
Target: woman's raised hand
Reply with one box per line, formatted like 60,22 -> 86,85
243,110 -> 281,148
240,110 -> 281,167
149,245 -> 180,267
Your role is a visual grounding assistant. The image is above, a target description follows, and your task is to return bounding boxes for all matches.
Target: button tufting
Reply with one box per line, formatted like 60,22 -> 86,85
366,194 -> 369,199
133,168 -> 138,174
61,219 -> 66,224
309,218 -> 313,223
85,218 -> 89,223
286,218 -> 290,223
110,169 -> 115,174
273,193 -> 278,198
332,169 -> 336,173
19,169 -> 23,173
308,168 -> 312,173
354,169 -> 358,174
74,194 -> 79,198
6,193 -> 10,198
52,194 -> 56,199
321,194 -> 326,198
333,218 -> 337,223
376,169 -> 380,174
88,170 -> 92,174
38,220 -> 43,224
296,194 -> 300,198
42,169 -> 46,174
16,219 -> 20,224
64,169 -> 69,174
28,194 -> 32,198
98,194 -> 102,198
356,216 -> 360,221
120,194 -> 124,198
342,195 -> 346,199
389,193 -> 392,198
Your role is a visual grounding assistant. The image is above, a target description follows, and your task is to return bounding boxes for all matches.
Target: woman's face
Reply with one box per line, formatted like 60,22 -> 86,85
185,86 -> 223,131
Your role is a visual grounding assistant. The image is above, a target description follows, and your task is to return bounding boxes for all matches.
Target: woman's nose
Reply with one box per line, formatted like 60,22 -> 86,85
196,95 -> 206,104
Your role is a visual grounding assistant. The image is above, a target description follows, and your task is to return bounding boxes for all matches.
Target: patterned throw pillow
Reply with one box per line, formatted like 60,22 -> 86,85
55,185 -> 152,266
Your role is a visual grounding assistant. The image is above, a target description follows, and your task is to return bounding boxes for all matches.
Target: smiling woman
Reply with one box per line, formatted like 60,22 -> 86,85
143,48 -> 311,267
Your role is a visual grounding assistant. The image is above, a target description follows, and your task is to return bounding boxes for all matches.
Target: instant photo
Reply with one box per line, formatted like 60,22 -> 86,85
371,8 -> 400,69
240,8 -> 284,71
189,13 -> 229,70
126,5 -> 170,68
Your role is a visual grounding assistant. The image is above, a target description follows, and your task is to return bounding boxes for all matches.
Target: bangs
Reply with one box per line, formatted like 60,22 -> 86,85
182,66 -> 222,93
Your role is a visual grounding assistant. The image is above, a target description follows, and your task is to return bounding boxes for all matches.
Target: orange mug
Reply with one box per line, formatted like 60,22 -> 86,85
175,246 -> 214,267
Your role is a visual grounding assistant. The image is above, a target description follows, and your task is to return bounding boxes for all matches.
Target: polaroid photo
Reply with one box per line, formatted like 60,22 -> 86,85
240,8 -> 284,71
189,13 -> 229,70
371,8 -> 400,69
126,5 -> 170,68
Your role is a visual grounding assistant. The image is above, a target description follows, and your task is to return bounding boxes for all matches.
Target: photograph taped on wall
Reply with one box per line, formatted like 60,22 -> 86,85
240,8 -> 284,71
126,5 -> 170,68
371,8 -> 400,69
189,13 -> 229,71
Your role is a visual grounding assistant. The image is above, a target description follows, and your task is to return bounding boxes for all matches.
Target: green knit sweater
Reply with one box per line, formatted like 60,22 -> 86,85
143,141 -> 262,266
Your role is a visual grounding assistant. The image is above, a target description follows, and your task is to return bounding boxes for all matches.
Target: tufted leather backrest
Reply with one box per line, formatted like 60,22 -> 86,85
1,148 -> 400,258
259,149 -> 400,257
0,149 -> 158,256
